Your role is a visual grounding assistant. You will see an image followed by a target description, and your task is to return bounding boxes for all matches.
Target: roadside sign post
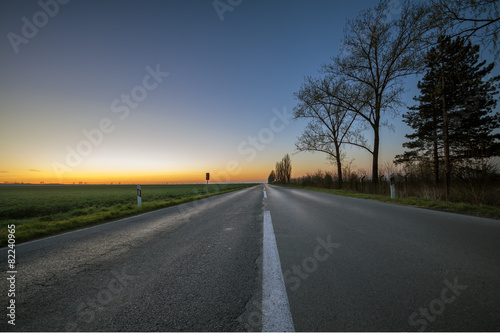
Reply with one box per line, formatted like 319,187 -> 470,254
206,173 -> 210,194
390,174 -> 396,199
137,185 -> 142,207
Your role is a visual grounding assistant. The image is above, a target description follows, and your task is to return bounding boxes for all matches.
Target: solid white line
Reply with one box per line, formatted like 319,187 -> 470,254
262,210 -> 294,332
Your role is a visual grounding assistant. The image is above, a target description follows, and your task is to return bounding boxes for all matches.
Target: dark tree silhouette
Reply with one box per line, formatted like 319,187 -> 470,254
323,0 -> 428,183
397,36 -> 500,197
293,76 -> 366,188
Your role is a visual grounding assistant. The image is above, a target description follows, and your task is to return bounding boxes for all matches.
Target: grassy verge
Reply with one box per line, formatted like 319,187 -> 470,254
277,184 -> 500,219
0,184 -> 256,247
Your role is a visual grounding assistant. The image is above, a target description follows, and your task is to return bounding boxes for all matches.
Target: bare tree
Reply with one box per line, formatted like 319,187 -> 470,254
294,76 -> 366,188
282,154 -> 292,183
275,161 -> 283,183
427,0 -> 500,57
323,0 -> 429,183
274,154 -> 292,183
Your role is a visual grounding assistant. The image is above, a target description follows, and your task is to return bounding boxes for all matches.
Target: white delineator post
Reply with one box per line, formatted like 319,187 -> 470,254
137,185 -> 142,207
390,173 -> 396,199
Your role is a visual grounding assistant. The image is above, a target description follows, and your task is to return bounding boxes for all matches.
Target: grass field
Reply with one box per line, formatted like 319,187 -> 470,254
0,183 -> 256,247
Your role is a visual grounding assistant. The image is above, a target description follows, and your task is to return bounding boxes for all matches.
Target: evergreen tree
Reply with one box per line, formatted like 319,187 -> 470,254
397,36 -> 500,196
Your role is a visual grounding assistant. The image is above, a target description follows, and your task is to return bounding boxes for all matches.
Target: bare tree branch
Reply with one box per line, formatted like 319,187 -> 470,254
322,0 -> 428,183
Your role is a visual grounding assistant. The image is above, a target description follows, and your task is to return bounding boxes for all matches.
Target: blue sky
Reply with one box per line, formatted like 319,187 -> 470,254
0,0 -> 498,183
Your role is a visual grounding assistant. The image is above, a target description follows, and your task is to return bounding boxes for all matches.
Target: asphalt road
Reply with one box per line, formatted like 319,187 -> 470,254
264,184 -> 500,331
0,186 -> 263,331
1,184 -> 499,331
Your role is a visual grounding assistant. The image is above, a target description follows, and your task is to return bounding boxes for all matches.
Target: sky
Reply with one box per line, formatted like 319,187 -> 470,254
0,0 -> 498,184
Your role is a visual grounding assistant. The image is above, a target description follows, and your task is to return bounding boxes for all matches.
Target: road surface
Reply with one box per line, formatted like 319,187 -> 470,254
1,184 -> 499,331
264,185 -> 500,331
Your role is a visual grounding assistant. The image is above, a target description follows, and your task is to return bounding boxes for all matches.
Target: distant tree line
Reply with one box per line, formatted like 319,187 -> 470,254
268,154 -> 292,184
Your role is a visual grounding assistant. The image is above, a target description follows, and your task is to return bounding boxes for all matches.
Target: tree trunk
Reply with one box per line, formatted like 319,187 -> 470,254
441,59 -> 451,200
335,144 -> 343,189
442,106 -> 450,199
372,92 -> 382,185
433,138 -> 440,185
432,114 -> 440,185
372,123 -> 380,185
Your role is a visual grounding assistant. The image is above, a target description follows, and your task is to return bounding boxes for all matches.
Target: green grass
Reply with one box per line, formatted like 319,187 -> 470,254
0,184 -> 256,247
277,184 -> 500,219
